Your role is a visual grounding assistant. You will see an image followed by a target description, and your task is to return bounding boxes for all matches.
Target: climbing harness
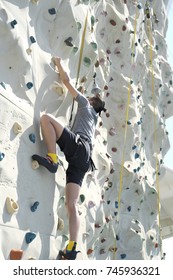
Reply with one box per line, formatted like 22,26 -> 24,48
68,11 -> 88,128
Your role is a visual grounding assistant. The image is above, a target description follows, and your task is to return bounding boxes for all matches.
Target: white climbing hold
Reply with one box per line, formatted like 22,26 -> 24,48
32,160 -> 39,170
31,0 -> 39,4
13,122 -> 23,134
6,197 -> 19,214
51,81 -> 64,95
57,217 -> 64,231
26,48 -> 32,55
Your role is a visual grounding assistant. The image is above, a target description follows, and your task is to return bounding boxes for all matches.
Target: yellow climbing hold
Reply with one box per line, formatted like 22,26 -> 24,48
13,122 -> 23,135
6,197 -> 19,214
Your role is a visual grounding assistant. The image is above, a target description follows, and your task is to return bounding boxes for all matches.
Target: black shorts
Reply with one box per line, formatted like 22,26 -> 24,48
57,127 -> 91,186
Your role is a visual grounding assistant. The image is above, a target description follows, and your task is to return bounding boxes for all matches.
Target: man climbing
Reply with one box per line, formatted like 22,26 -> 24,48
32,57 -> 106,260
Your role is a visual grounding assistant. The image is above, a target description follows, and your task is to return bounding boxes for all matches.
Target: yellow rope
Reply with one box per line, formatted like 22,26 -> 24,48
147,16 -> 162,249
76,11 -> 88,87
113,1 -> 138,259
69,11 -> 88,127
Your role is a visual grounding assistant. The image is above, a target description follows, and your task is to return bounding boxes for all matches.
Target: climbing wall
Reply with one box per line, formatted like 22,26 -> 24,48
0,0 -> 173,260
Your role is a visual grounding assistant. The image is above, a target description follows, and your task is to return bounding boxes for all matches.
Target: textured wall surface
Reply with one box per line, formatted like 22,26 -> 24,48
0,0 -> 173,260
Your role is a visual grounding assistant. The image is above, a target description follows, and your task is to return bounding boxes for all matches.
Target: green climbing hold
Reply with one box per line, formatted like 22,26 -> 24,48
90,15 -> 95,27
77,22 -> 82,31
90,42 -> 97,51
73,46 -> 78,53
83,57 -> 91,67
80,194 -> 85,203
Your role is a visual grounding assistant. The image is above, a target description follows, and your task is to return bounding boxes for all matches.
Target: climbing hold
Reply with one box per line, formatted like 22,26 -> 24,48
109,127 -> 116,136
13,122 -> 23,134
120,253 -> 126,259
100,249 -> 105,254
83,57 -> 91,67
57,217 -> 64,231
135,153 -> 140,159
76,22 -> 82,32
6,197 -> 19,214
87,248 -> 93,255
26,48 -> 32,55
31,0 -> 39,3
48,8 -> 56,15
30,36 -> 36,43
29,133 -> 36,143
32,160 -> 39,170
115,201 -> 118,208
90,42 -> 97,51
10,20 -> 17,28
122,25 -> 127,31
80,194 -> 85,203
25,232 -> 36,244
64,37 -> 73,47
112,147 -> 117,152
10,249 -> 23,260
95,223 -> 101,228
137,3 -> 142,9
30,201 -> 39,212
73,46 -> 78,53
101,238 -> 106,243
90,15 -> 95,27
0,81 -> 6,89
110,19 -> 116,26
88,201 -> 95,208
82,0 -> 89,4
0,152 -> 5,161
127,206 -> 131,212
26,82 -> 33,89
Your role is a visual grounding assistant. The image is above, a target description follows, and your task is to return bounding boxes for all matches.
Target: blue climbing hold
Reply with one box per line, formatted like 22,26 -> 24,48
30,36 -> 36,43
11,20 -> 17,28
135,153 -> 140,159
48,8 -> 56,15
127,206 -> 131,212
115,201 -> 118,208
120,253 -> 126,259
26,82 -> 33,89
132,145 -> 137,150
137,3 -> 142,9
30,201 -> 39,212
25,232 -> 36,244
29,133 -> 36,143
0,152 -> 5,161
0,82 -> 6,89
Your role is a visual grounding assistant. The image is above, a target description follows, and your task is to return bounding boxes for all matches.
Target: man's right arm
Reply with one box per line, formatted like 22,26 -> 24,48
54,57 -> 78,99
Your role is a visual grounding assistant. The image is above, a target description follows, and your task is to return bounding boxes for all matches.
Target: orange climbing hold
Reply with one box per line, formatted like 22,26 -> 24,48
10,249 -> 23,260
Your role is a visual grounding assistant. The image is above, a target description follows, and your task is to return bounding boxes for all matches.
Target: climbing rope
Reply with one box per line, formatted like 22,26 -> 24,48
68,11 -> 88,128
112,0 -> 139,260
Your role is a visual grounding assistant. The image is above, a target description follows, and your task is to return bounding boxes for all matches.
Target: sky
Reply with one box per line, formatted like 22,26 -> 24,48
161,1 -> 173,261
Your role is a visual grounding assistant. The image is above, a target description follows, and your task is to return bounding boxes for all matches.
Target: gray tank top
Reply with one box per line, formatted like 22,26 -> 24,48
71,92 -> 98,144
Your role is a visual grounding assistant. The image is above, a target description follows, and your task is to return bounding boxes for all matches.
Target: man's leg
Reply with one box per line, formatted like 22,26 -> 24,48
40,114 -> 64,154
32,114 -> 64,172
65,183 -> 80,245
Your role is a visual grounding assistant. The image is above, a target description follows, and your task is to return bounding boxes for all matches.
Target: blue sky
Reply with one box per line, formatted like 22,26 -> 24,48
162,2 -> 173,261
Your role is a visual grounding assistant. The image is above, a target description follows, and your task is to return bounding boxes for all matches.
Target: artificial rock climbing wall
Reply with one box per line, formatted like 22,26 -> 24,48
0,0 -> 173,260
